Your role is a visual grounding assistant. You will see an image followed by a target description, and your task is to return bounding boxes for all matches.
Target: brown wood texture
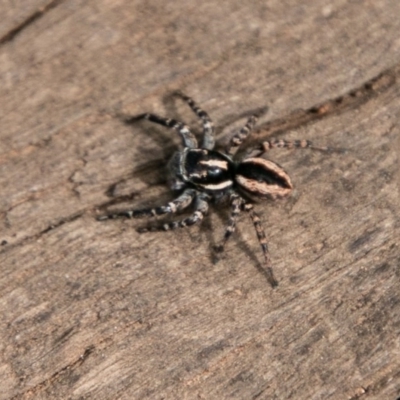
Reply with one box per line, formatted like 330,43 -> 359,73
1,1 -> 399,399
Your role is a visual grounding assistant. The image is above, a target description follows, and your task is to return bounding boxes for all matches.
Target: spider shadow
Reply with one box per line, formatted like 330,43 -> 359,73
96,157 -> 168,211
199,202 -> 279,288
104,94 -> 183,202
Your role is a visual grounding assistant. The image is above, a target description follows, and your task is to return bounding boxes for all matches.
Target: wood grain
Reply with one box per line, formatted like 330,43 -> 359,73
0,1 -> 399,399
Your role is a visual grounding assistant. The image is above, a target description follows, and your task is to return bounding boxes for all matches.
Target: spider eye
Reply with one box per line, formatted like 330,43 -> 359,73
207,167 -> 223,177
236,158 -> 293,199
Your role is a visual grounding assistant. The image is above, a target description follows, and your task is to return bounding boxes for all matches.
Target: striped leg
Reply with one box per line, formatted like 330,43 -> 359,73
251,139 -> 329,157
137,194 -> 209,233
243,203 -> 278,288
226,115 -> 258,155
214,193 -> 244,253
134,113 -> 198,148
176,92 -> 215,150
97,189 -> 196,221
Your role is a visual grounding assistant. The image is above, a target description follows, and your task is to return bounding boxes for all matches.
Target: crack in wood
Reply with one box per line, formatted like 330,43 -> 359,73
10,345 -> 95,400
0,211 -> 84,255
253,65 -> 397,140
0,0 -> 66,45
11,317 -> 151,398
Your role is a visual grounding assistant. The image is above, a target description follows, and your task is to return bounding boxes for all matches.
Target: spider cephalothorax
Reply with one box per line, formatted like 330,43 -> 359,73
98,92 -> 325,286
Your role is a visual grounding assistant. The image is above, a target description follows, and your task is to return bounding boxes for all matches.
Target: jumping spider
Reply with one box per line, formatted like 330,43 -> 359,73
98,92 -> 328,287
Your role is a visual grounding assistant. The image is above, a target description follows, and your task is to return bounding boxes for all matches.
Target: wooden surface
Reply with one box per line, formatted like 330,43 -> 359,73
1,1 -> 399,399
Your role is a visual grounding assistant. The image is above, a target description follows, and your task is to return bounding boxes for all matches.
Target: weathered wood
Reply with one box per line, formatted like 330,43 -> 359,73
0,1 -> 399,399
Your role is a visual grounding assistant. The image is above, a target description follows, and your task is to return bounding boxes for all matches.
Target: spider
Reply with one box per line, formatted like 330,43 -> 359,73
98,92 -> 327,287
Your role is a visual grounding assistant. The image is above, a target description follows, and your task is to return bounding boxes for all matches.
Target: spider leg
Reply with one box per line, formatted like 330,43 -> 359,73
214,193 -> 244,253
97,189 -> 196,221
243,203 -> 278,288
134,113 -> 198,148
137,193 -> 209,233
249,139 -> 329,157
175,92 -> 215,150
226,115 -> 258,155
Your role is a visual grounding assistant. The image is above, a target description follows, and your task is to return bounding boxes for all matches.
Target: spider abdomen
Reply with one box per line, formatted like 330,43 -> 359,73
235,158 -> 293,199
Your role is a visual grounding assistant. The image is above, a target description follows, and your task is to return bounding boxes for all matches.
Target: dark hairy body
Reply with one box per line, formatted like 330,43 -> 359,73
98,92 -> 327,286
